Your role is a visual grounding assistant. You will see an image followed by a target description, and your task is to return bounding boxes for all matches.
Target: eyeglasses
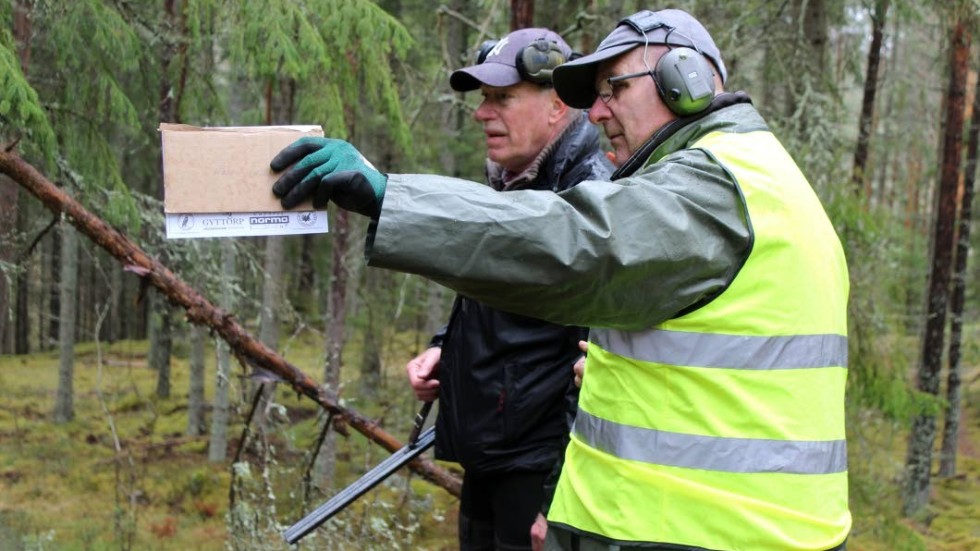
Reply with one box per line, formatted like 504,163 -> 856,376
596,70 -> 654,103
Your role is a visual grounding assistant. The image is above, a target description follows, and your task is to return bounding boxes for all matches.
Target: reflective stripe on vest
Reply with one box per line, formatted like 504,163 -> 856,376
573,408 -> 847,475
591,328 -> 847,370
547,128 -> 851,550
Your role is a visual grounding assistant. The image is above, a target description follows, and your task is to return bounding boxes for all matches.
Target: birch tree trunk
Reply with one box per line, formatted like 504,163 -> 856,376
209,240 -> 237,462
259,238 -> 285,344
256,235 -> 285,431
316,209 -> 351,489
903,13 -> 971,517
54,222 -> 78,423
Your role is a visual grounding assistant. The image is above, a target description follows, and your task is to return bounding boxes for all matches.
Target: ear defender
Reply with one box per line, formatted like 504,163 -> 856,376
516,39 -> 567,85
475,40 -> 499,65
653,47 -> 716,116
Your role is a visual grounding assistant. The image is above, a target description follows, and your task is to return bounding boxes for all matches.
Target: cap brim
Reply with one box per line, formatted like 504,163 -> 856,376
450,63 -> 522,92
553,43 -> 638,109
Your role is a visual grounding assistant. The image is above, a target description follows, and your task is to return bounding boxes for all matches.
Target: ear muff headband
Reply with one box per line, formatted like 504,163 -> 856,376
625,19 -> 716,117
516,39 -> 567,84
652,46 -> 716,116
475,38 -> 568,85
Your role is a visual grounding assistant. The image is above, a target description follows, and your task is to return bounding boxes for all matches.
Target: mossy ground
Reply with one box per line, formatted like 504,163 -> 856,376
0,332 -> 459,550
1,332 -> 978,550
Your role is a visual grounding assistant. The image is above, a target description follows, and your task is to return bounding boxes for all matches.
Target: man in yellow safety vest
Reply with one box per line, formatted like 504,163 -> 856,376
269,8 -> 850,551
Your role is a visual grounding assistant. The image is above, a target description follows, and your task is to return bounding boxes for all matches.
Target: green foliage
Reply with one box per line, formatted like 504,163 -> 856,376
5,0 -> 151,234
0,41 -> 57,161
307,0 -> 414,149
829,194 -> 923,421
220,0 -> 413,150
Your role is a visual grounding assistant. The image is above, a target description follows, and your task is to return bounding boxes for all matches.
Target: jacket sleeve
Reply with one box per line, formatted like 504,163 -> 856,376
366,149 -> 751,331
428,324 -> 448,348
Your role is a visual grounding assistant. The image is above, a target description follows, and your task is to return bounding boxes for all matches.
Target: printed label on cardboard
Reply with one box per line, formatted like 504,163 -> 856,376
165,211 -> 328,239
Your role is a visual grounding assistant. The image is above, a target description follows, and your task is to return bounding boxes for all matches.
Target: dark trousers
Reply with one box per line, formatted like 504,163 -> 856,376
458,470 -> 548,551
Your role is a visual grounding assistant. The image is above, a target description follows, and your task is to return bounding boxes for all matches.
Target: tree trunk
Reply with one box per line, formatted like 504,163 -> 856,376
150,290 -> 173,399
77,245 -> 88,343
511,0 -> 534,29
792,0 -> 830,140
316,209 -> 351,489
876,13 -> 903,213
107,262 -> 122,343
903,122 -> 926,335
14,203 -> 29,353
187,324 -> 206,436
426,284 -> 446,338
903,16 -> 971,517
579,0 -> 599,57
54,222 -> 78,423
256,235 -> 285,430
939,68 -> 979,477
150,0 -> 180,399
5,0 -> 33,357
259,239 -> 285,349
852,0 -> 889,198
298,234 -> 317,300
0,149 -> 461,496
209,240 -> 236,462
359,268 -> 382,399
0,176 -> 16,353
10,0 -> 32,313
47,227 -> 60,350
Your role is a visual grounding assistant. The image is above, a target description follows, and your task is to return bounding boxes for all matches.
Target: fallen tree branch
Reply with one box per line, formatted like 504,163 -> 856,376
0,148 -> 460,497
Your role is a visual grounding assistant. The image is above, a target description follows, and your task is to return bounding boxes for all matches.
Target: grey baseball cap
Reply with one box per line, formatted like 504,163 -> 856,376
450,28 -> 573,91
553,9 -> 727,109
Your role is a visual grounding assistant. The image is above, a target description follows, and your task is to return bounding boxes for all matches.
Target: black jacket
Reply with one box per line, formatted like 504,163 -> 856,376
430,114 -> 613,473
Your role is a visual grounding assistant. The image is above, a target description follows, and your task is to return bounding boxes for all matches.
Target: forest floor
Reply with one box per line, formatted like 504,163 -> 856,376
0,333 -> 978,550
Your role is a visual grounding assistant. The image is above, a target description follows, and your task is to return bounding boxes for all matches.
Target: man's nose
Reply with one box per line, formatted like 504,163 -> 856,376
474,102 -> 494,122
588,99 -> 610,124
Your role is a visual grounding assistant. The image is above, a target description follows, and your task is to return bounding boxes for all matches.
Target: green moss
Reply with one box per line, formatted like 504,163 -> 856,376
3,331 -> 979,549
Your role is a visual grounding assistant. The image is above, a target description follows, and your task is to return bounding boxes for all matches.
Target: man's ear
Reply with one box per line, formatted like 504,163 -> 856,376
550,93 -> 569,124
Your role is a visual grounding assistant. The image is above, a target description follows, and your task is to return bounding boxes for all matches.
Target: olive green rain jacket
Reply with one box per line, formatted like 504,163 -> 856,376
368,95 -> 754,330
366,92 -> 849,551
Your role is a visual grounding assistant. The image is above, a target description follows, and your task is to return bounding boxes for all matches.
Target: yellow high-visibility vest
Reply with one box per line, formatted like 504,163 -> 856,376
548,129 -> 851,551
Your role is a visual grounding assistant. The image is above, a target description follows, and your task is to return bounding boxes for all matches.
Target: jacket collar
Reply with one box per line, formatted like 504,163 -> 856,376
611,92 -> 753,180
487,113 -> 598,191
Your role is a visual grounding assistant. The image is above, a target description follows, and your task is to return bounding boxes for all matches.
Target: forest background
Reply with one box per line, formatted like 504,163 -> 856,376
1,0 -> 979,549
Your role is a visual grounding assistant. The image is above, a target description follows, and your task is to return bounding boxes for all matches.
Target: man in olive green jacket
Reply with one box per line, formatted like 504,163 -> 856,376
269,8 -> 850,551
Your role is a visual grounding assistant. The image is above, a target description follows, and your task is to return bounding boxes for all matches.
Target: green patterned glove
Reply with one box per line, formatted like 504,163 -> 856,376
270,137 -> 387,217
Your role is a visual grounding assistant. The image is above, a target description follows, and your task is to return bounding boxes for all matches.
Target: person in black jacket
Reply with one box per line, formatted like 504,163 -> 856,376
404,27 -> 612,551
